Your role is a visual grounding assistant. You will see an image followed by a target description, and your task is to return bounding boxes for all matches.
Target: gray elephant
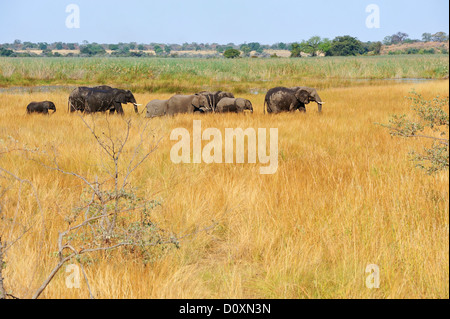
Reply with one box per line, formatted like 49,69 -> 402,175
84,88 -> 137,115
146,99 -> 169,118
264,86 -> 324,114
216,98 -> 253,113
68,86 -> 139,114
196,91 -> 235,111
27,101 -> 56,114
68,86 -> 113,113
165,94 -> 212,115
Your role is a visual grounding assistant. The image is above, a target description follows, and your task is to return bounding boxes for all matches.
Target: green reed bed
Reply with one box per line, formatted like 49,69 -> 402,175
0,55 -> 448,92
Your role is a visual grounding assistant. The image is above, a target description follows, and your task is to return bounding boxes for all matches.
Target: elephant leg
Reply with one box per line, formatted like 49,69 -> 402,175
289,103 -> 297,112
114,102 -> 124,115
234,100 -> 243,113
298,102 -> 306,112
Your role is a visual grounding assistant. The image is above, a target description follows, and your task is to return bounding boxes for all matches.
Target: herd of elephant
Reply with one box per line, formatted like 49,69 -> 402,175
25,85 -> 324,116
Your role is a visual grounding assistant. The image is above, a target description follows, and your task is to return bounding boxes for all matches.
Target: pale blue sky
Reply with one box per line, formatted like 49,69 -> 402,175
0,0 -> 448,44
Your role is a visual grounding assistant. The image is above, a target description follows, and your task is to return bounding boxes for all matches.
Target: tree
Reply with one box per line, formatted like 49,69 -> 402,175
304,36 -> 322,56
290,43 -> 303,57
363,41 -> 382,55
0,47 -> 14,57
13,39 -> 21,50
328,36 -> 364,56
318,38 -> 332,55
164,45 -> 171,54
80,43 -> 106,56
432,32 -> 449,42
422,33 -> 432,42
247,42 -> 263,53
38,42 -> 48,50
240,44 -> 251,56
22,42 -> 36,49
153,45 -> 163,55
223,48 -> 241,59
380,91 -> 449,174
391,32 -> 409,44
383,36 -> 393,45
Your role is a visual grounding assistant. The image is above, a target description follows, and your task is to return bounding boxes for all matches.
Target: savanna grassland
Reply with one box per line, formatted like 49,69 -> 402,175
0,56 -> 448,299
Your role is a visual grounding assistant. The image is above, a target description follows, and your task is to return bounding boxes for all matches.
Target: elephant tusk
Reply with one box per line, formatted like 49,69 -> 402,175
317,102 -> 325,105
134,103 -> 143,106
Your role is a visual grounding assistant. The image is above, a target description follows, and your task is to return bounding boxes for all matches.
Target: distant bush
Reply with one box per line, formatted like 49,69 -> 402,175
80,43 -> 106,56
0,47 -> 14,57
41,49 -> 53,57
223,48 -> 241,59
406,48 -> 419,54
422,48 -> 436,54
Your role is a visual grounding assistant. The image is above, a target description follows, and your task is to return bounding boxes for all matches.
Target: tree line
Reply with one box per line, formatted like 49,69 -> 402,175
0,31 -> 448,58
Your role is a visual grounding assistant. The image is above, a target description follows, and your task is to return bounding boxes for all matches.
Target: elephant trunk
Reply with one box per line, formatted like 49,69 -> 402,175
315,96 -> 323,113
317,102 -> 323,113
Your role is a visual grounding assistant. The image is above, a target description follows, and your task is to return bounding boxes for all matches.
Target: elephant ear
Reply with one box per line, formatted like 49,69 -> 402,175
191,96 -> 200,108
295,89 -> 310,104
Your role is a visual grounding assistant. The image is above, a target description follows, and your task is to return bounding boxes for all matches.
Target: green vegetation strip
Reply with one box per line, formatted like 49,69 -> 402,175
0,55 -> 448,92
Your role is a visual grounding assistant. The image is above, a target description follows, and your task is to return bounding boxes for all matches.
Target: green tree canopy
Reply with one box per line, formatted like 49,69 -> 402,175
153,45 -> 163,55
290,43 -> 303,58
223,48 -> 241,59
328,35 -> 364,56
80,43 -> 106,56
240,44 -> 251,56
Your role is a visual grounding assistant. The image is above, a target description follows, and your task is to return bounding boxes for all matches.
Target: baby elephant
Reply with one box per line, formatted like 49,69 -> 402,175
216,98 -> 253,113
26,101 -> 56,114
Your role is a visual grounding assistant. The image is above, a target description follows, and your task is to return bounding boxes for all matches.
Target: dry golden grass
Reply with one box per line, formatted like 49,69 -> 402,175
0,80 -> 448,299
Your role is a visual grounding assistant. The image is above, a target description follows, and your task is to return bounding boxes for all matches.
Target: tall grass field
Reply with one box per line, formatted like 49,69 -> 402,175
1,55 -> 448,92
0,56 -> 448,299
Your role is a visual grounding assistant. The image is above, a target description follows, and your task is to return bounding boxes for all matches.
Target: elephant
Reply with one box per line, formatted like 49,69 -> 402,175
145,99 -> 169,118
196,91 -> 235,111
84,88 -> 138,115
68,86 -> 139,114
26,101 -> 56,114
216,98 -> 253,113
68,86 -> 112,113
264,86 -> 324,114
165,94 -> 213,115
